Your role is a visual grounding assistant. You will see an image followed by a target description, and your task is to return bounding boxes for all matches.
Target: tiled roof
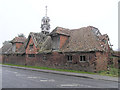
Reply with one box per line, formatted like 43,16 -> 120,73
11,37 -> 26,43
17,39 -> 28,54
1,43 -> 12,54
59,26 -> 108,52
1,37 -> 27,54
26,32 -> 52,53
29,26 -> 109,53
2,26 -> 109,54
49,27 -> 70,36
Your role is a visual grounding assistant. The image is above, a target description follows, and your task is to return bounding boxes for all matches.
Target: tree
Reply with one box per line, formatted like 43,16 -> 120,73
18,33 -> 25,37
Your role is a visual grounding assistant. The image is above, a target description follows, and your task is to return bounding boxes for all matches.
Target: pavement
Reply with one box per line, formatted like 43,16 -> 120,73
2,66 -> 118,88
2,65 -> 118,82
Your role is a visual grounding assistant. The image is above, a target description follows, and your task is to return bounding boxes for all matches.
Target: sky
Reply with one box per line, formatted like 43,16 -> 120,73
0,0 -> 119,50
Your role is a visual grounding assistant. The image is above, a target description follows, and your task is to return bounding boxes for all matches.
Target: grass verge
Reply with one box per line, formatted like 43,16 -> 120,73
2,63 -> 118,77
98,65 -> 118,77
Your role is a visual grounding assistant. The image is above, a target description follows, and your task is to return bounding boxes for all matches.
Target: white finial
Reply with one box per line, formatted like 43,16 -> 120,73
41,5 -> 50,34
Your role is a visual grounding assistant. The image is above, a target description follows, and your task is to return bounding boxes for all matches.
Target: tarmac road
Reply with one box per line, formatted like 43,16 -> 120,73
2,66 -> 118,88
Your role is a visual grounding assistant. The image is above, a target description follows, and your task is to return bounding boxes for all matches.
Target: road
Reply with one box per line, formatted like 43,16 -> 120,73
2,66 -> 118,88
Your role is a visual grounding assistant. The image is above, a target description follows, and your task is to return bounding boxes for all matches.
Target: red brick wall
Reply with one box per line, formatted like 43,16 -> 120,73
26,37 -> 38,54
25,36 -> 39,64
16,43 -> 23,52
0,55 -> 2,63
26,52 -> 97,72
60,35 -> 68,49
95,52 -> 108,71
2,51 -> 109,72
2,54 -> 26,65
26,54 -> 37,65
113,57 -> 118,68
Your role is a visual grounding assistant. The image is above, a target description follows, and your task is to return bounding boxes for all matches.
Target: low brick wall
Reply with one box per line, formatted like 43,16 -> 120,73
2,51 -> 108,72
2,54 -> 26,65
0,55 -> 2,63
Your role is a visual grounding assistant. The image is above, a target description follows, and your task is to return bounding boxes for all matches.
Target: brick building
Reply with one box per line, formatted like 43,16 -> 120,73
21,26 -> 110,72
1,26 -> 112,72
1,6 -> 112,72
2,36 -> 26,65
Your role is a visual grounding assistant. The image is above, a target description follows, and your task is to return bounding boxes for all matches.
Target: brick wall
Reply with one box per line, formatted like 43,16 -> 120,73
2,51 -> 108,72
95,52 -> 108,71
2,54 -> 26,65
26,54 -> 37,65
51,35 -> 69,50
113,57 -> 118,68
26,51 -> 98,72
16,43 -> 23,52
26,37 -> 38,54
0,55 -> 2,63
60,35 -> 68,49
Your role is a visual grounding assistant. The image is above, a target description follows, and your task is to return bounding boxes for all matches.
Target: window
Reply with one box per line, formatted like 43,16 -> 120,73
80,56 -> 86,62
43,55 -> 47,61
28,54 -> 35,57
67,55 -> 72,62
29,43 -> 34,50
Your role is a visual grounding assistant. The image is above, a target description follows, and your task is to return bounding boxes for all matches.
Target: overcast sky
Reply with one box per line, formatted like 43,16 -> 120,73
0,0 -> 119,50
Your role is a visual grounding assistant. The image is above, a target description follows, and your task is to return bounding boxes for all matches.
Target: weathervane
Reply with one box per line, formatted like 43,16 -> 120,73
45,6 -> 47,17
